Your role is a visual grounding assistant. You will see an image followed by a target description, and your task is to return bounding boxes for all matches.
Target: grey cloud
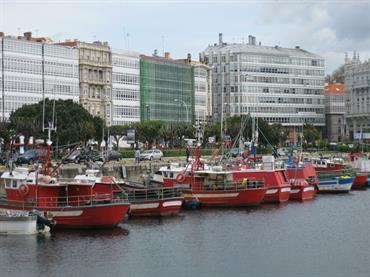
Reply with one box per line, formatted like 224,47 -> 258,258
329,3 -> 370,41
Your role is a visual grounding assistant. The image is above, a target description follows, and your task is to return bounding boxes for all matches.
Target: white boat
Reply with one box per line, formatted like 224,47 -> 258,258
0,210 -> 52,235
317,176 -> 354,193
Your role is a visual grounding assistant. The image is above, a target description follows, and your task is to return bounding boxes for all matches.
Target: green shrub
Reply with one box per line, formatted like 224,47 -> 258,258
119,148 -> 215,158
119,150 -> 135,158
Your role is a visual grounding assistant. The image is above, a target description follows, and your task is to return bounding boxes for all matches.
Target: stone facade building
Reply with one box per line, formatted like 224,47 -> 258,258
59,40 -> 112,125
344,52 -> 370,140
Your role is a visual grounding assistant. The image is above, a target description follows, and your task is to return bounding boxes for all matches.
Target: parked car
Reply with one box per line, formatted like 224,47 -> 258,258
140,149 -> 163,161
107,150 -> 122,161
94,150 -> 123,162
16,149 -> 40,165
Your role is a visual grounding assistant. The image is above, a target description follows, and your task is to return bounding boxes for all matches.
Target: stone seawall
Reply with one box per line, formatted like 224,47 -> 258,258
0,161 -> 168,180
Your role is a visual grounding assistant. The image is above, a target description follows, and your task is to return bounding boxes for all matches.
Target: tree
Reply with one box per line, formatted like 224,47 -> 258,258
9,99 -> 103,147
325,64 -> 345,83
303,123 -> 320,146
159,123 -> 177,148
203,122 -> 221,146
136,120 -> 164,146
0,121 -> 18,150
110,125 -> 129,150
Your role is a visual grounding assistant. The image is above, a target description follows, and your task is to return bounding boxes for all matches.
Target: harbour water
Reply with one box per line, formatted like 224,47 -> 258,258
1,191 -> 370,277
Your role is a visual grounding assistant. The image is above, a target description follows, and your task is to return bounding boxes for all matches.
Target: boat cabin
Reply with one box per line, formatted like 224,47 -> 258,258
1,168 -> 122,208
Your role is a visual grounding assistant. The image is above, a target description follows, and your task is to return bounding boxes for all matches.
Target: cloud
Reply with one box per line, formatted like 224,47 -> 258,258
1,0 -> 369,74
258,0 -> 370,73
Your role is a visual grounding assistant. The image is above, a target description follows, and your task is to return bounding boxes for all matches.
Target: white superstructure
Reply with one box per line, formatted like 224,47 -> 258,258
111,49 -> 140,125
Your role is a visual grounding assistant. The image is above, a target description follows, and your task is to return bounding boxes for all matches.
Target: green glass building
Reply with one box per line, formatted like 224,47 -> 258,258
140,55 -> 194,123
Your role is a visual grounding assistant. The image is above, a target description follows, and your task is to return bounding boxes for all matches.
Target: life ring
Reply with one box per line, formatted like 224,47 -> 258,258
176,173 -> 186,183
18,184 -> 29,197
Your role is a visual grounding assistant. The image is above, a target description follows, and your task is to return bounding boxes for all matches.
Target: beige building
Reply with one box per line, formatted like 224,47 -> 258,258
59,40 -> 112,125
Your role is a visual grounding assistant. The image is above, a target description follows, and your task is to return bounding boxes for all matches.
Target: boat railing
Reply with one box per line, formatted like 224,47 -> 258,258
0,192 -> 129,209
193,178 -> 264,192
126,187 -> 183,202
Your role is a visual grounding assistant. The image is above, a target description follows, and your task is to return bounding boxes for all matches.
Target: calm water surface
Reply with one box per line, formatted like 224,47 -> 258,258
1,191 -> 370,277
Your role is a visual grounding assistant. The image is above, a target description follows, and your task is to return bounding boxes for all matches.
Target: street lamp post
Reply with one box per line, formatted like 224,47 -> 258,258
174,99 -> 189,123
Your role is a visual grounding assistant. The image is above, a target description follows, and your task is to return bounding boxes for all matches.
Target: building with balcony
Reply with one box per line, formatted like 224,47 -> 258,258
325,83 -> 345,142
177,54 -> 212,125
200,34 -> 325,131
140,52 -> 194,123
0,32 -> 79,121
111,49 -> 140,125
344,52 -> 370,140
58,40 -> 112,125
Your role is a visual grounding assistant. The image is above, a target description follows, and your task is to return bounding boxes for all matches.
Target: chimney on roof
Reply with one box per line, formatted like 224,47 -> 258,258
218,33 -> 223,45
24,32 -> 32,40
248,35 -> 256,46
153,49 -> 158,56
187,53 -> 191,62
259,41 -> 261,46
164,52 -> 171,59
248,35 -> 253,45
295,46 -> 300,49
0,32 -> 4,37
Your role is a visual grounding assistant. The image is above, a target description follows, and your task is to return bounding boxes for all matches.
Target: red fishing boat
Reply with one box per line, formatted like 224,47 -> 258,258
119,181 -> 183,217
231,156 -> 291,203
0,143 -> 130,229
160,148 -> 266,207
349,153 -> 370,189
232,169 -> 291,203
311,157 -> 344,173
288,179 -> 316,201
285,163 -> 317,200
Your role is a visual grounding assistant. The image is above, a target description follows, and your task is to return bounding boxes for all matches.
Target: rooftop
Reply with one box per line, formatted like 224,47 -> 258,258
325,83 -> 345,95
203,33 -> 322,59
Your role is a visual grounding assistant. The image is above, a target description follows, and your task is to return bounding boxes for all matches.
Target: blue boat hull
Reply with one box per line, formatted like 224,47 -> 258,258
317,177 -> 354,193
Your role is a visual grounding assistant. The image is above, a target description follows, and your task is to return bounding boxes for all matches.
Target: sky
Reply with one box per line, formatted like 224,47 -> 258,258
0,0 -> 369,74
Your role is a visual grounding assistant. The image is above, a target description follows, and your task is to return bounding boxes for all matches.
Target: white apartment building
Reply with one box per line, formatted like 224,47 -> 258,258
0,32 -> 79,120
193,63 -> 212,124
344,52 -> 370,140
200,34 -> 325,129
111,49 -> 140,125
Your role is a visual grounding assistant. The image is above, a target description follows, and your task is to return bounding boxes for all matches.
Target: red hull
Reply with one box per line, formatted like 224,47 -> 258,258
191,187 -> 266,207
313,164 -> 343,173
352,174 -> 368,190
232,171 -> 290,203
263,186 -> 291,203
129,198 -> 183,217
289,185 -> 316,201
0,203 -> 129,229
